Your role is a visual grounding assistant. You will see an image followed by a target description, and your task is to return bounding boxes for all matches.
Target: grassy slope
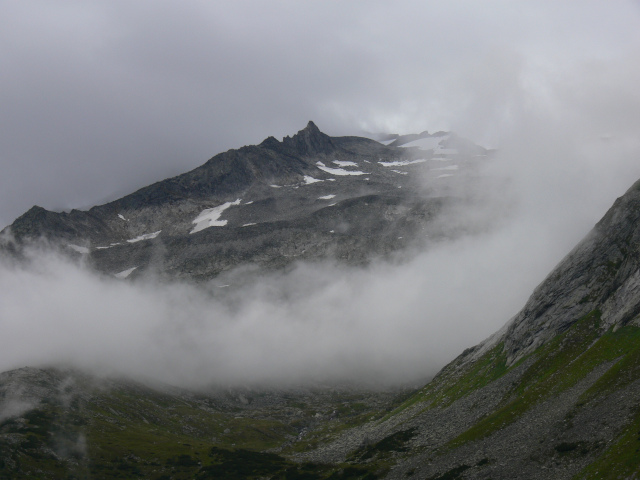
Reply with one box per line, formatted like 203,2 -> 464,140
3,313 -> 640,478
0,378 -> 391,479
378,310 -> 640,477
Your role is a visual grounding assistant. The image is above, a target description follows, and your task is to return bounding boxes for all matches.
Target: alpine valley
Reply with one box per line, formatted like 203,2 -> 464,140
2,122 -> 640,479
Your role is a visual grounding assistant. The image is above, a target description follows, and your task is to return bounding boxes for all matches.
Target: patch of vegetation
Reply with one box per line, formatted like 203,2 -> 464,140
578,325 -> 640,402
384,342 -> 511,421
425,464 -> 471,480
197,447 -> 379,480
325,466 -> 379,479
349,428 -> 416,462
198,446 -> 288,478
574,407 -> 640,480
554,441 -> 590,456
448,310 -> 606,447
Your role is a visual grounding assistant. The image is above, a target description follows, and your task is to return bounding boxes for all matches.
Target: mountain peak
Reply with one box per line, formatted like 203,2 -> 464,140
281,121 -> 335,156
303,120 -> 320,132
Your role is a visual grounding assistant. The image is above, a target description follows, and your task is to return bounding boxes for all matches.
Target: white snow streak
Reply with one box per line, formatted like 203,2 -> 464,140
303,176 -> 323,184
378,159 -> 427,167
190,199 -> 242,234
332,160 -> 358,167
127,231 -> 161,243
316,161 -> 368,176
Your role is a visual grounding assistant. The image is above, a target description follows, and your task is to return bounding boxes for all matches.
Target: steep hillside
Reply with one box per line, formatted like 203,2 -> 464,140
293,179 -> 640,479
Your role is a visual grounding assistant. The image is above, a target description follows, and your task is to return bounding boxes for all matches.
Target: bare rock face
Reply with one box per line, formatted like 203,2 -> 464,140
496,179 -> 640,364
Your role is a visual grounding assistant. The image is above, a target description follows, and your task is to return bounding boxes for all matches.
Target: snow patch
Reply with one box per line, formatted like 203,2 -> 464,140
190,199 -> 241,234
118,214 -> 128,221
303,176 -> 323,185
114,267 -> 137,279
332,160 -> 358,167
127,231 -> 161,243
242,223 -> 257,227
316,161 -> 368,176
437,174 -> 454,178
391,170 -> 408,175
270,184 -> 282,188
379,159 -> 427,167
318,194 -> 336,200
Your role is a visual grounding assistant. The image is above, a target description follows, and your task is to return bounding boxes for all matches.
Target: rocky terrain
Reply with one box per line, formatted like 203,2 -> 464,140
2,123 -> 640,478
1,122 -> 491,281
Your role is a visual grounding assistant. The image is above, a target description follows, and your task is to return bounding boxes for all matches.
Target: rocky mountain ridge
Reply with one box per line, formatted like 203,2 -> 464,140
2,122 -> 491,280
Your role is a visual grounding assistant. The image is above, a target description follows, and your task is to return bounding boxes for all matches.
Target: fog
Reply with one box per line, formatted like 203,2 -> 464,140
1,1 -> 640,388
2,88 -> 639,387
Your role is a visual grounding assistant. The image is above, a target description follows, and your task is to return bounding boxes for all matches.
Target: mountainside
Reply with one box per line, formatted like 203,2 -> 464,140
327,179 -> 640,479
2,124 -> 640,478
1,122 -> 489,281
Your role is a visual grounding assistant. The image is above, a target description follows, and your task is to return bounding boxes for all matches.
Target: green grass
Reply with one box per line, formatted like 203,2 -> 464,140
381,343 -> 511,422
573,406 -> 640,479
447,312 -> 640,450
448,311 -> 605,446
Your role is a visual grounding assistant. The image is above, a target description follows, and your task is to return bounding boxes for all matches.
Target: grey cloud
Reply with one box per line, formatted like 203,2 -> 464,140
2,1 -> 639,227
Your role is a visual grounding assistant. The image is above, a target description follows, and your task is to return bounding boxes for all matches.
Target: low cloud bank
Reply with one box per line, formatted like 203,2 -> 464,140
1,150 -> 637,389
2,52 -> 640,387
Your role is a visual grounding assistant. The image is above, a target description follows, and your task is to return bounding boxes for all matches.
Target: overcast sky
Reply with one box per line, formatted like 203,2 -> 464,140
1,1 -> 640,228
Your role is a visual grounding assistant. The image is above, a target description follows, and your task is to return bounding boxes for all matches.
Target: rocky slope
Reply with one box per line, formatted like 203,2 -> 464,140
1,122 -> 491,280
292,179 -> 640,479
